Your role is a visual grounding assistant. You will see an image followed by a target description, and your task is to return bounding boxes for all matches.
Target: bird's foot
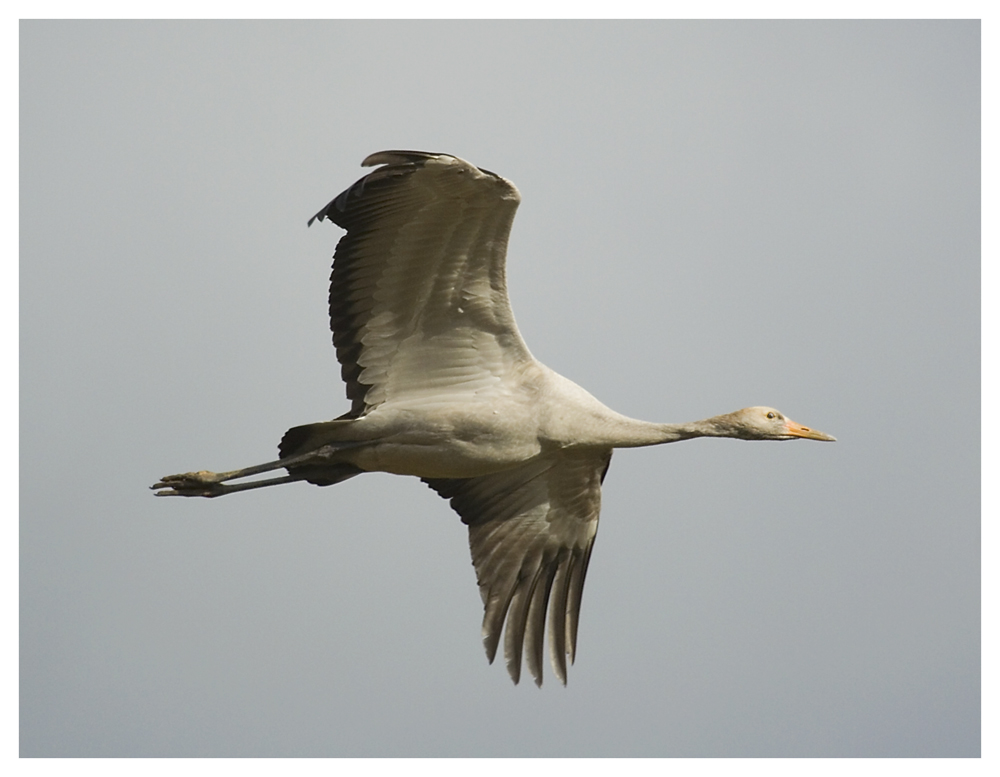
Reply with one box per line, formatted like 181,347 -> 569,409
151,470 -> 228,498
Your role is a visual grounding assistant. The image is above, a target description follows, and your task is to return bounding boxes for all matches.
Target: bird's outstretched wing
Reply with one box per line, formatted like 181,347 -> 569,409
309,151 -> 532,417
424,450 -> 612,686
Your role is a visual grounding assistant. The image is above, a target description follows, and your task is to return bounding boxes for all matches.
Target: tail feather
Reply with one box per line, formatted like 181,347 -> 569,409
278,424 -> 320,459
278,421 -> 364,487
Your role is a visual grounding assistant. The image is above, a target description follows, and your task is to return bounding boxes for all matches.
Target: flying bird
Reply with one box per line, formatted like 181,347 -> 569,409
153,150 -> 835,686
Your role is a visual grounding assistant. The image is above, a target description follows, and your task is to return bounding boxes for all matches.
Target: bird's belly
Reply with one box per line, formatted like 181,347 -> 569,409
344,409 -> 542,479
358,444 -> 532,478
350,437 -> 539,479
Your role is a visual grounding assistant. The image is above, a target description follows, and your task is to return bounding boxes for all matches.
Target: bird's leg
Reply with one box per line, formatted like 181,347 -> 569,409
151,444 -> 353,498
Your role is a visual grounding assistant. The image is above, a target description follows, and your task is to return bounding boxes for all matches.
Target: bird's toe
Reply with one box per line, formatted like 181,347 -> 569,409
150,471 -> 225,497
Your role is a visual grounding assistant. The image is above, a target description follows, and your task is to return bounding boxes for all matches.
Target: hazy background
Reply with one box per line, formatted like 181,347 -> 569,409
20,21 -> 980,757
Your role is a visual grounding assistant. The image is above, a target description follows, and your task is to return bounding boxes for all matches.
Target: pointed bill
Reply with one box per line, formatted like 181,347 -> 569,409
784,419 -> 836,441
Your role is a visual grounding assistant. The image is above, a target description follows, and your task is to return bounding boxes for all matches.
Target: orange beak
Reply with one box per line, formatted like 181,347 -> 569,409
784,419 -> 836,441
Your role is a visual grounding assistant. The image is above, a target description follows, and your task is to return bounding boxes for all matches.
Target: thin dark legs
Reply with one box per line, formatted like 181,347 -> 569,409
151,443 -> 357,498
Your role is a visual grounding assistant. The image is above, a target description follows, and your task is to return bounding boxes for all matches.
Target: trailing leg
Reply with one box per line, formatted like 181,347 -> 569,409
151,440 -> 364,498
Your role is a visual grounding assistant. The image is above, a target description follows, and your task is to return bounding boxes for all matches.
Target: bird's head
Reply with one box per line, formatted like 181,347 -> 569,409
721,406 -> 837,441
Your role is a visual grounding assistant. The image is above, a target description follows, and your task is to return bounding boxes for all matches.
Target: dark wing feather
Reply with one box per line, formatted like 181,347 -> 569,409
309,151 -> 530,417
425,450 -> 611,686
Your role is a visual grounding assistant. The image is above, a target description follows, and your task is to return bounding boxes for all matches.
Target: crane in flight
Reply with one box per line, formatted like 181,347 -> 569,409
153,151 -> 835,686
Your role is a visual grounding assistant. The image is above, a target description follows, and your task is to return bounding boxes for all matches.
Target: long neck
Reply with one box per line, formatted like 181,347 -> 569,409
541,368 -> 748,449
601,413 -> 740,448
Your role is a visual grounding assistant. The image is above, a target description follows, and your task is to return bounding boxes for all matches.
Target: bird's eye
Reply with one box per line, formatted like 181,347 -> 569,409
766,412 -> 776,420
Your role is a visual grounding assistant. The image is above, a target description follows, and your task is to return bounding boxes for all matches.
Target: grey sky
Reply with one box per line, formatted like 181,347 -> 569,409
20,21 -> 979,757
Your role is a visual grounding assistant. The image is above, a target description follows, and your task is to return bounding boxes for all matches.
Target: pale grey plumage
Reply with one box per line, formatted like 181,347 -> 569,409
154,151 -> 835,687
